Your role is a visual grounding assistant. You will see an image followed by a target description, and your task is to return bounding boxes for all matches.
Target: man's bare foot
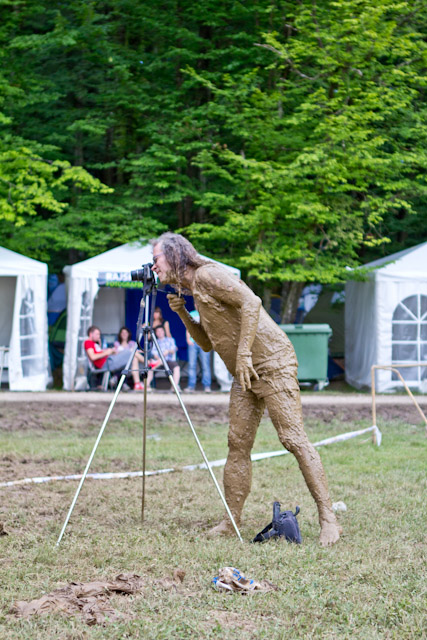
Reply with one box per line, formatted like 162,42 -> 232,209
207,519 -> 236,538
319,520 -> 342,546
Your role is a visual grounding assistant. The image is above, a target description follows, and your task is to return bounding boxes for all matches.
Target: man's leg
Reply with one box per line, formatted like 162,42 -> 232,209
187,343 -> 197,389
146,369 -> 154,388
107,350 -> 131,373
264,390 -> 341,546
199,348 -> 211,388
131,352 -> 144,386
171,362 -> 180,387
209,382 -> 264,535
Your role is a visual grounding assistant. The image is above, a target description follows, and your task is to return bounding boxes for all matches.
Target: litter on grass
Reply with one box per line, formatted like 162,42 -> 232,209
212,567 -> 277,594
332,501 -> 347,512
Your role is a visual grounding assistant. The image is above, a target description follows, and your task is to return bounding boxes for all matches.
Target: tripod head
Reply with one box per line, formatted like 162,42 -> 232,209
130,263 -> 159,351
131,263 -> 157,296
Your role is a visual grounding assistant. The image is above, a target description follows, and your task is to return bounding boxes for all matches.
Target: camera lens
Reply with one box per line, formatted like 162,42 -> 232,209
131,269 -> 145,281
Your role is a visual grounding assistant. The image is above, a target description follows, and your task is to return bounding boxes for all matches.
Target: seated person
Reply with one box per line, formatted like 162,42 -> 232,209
114,326 -> 137,352
114,326 -> 145,391
146,325 -> 181,390
84,325 -> 142,389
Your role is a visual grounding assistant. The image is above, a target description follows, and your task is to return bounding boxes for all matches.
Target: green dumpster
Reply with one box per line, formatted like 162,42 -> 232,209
279,324 -> 332,388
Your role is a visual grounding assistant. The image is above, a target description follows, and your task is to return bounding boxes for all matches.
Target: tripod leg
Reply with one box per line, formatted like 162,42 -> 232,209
167,374 -> 243,543
149,330 -> 242,542
55,345 -> 140,547
55,372 -> 128,546
141,383 -> 147,521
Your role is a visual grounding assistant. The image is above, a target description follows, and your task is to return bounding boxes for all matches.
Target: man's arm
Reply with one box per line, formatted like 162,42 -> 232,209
86,346 -> 114,362
167,295 -> 213,352
168,266 -> 262,390
162,339 -> 177,358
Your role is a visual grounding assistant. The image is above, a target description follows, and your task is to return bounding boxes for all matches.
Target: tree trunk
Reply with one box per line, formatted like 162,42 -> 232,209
263,285 -> 272,315
280,281 -> 304,324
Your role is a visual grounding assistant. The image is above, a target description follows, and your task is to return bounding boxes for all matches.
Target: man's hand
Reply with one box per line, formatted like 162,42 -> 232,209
235,353 -> 259,392
167,293 -> 186,314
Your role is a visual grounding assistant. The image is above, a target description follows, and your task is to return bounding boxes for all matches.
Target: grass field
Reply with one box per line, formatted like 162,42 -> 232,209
0,406 -> 426,639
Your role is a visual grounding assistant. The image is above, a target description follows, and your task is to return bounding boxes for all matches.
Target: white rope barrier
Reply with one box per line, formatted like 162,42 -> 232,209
185,425 -> 382,470
0,425 -> 381,488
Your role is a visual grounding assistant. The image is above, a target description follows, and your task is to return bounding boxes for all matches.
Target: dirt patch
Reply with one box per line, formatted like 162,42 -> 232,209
0,400 -> 423,433
0,401 -> 230,433
206,609 -> 263,634
304,403 -> 425,425
1,400 -> 422,492
0,454 -> 81,485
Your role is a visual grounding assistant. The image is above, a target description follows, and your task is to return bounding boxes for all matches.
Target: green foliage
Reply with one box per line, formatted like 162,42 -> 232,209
0,139 -> 111,224
0,1 -> 168,267
184,0 -> 427,298
0,0 -> 425,296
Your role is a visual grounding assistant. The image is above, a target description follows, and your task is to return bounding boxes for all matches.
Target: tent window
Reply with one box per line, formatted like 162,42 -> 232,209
392,294 -> 427,383
19,288 -> 43,377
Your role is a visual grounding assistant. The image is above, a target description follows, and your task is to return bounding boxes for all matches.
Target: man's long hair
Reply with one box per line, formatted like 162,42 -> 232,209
151,233 -> 209,293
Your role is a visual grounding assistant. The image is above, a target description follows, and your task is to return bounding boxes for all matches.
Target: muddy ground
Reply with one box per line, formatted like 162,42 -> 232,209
0,398 -> 424,433
1,398 -> 424,486
1,395 -> 425,556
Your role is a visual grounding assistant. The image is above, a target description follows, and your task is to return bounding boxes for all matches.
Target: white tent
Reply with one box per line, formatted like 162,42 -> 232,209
345,242 -> 427,391
63,242 -> 240,390
0,247 -> 49,391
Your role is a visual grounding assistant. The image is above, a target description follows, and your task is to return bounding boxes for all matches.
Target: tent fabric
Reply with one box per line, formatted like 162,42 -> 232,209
345,241 -> 427,391
0,247 -> 49,391
63,242 -> 240,391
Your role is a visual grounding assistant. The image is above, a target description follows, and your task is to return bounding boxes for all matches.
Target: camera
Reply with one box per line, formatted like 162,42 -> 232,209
131,263 -> 156,292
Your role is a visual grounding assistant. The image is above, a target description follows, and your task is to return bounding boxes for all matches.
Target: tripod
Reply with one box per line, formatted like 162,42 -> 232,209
56,275 -> 243,546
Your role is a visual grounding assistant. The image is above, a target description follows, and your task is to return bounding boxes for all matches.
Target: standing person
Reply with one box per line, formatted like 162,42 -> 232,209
150,232 -> 341,546
152,307 -> 172,338
185,308 -> 212,393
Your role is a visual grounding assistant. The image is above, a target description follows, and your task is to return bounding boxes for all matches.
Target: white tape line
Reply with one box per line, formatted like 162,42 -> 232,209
372,425 -> 382,446
0,468 -> 174,488
0,425 -> 381,488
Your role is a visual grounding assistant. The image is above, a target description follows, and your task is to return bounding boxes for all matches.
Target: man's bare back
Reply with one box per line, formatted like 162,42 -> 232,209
191,263 -> 295,375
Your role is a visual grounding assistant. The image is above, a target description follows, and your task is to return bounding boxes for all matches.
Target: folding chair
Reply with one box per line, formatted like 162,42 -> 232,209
87,358 -> 111,391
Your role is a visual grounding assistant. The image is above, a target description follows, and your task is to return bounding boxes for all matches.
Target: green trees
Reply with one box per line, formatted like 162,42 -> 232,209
183,1 -> 427,319
0,0 -> 425,317
0,65 -> 112,266
0,0 -> 167,269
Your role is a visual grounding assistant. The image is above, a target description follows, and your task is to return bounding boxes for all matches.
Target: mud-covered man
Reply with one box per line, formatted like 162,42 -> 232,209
151,232 -> 341,546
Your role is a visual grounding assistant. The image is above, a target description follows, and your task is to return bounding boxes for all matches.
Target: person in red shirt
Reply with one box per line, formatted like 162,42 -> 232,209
84,326 -> 144,389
